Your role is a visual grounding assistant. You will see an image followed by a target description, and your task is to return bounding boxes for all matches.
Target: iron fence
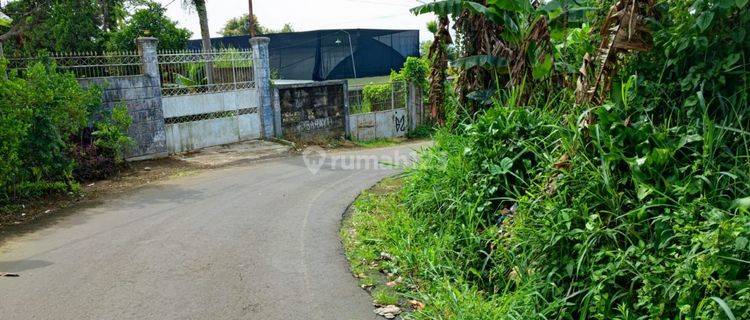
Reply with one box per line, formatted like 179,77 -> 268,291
348,81 -> 408,114
5,51 -> 142,78
157,49 -> 255,97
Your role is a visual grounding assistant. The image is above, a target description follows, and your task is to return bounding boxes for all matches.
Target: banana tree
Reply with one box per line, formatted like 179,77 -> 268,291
413,0 -> 530,113
575,0 -> 656,104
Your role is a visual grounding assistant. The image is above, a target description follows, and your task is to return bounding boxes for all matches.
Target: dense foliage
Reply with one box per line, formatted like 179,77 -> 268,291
355,57 -> 429,114
1,1 -> 189,55
0,61 -> 132,204
1,0 -> 115,54
344,0 -> 749,319
219,14 -> 294,36
106,2 -> 191,51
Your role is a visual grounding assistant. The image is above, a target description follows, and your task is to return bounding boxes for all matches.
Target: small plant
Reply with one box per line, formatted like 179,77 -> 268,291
372,287 -> 399,306
406,124 -> 434,139
92,104 -> 134,163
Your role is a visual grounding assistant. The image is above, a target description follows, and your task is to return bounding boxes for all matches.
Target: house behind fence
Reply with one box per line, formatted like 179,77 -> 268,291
4,37 -> 424,160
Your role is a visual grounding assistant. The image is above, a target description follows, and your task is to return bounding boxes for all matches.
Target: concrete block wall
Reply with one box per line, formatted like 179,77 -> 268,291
274,80 -> 349,142
78,75 -> 168,160
74,38 -> 168,160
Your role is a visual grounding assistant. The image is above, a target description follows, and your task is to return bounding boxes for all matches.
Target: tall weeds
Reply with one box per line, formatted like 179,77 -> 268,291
344,1 -> 749,318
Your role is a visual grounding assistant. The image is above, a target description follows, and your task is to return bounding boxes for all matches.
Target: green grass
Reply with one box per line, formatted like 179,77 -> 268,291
341,87 -> 750,319
373,287 -> 400,306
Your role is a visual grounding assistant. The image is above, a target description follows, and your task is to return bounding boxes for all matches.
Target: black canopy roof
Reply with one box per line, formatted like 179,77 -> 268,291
187,29 -> 420,81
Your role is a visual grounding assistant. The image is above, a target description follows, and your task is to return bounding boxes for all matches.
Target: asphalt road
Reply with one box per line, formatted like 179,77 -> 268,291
0,142 -> 429,320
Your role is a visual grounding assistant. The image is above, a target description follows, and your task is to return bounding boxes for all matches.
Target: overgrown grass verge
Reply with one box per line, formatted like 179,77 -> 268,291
341,178 -> 410,303
342,88 -> 749,318
342,178 -> 522,319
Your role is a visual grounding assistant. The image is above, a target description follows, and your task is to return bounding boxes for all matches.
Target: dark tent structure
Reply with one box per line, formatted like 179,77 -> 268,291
187,29 -> 420,81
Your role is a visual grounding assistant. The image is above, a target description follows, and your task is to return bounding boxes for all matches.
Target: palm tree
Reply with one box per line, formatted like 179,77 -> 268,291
183,0 -> 214,84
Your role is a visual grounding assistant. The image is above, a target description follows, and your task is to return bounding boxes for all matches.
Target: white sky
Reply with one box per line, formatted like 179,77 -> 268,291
157,0 -> 435,41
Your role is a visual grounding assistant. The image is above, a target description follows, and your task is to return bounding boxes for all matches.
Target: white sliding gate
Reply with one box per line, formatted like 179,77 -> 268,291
158,49 -> 262,154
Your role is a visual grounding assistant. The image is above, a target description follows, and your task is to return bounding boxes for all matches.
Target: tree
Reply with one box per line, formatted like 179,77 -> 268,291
98,0 -> 127,32
220,14 -> 293,36
0,0 -> 127,55
182,0 -> 213,83
106,2 -> 191,51
426,17 -> 452,124
279,23 -> 294,33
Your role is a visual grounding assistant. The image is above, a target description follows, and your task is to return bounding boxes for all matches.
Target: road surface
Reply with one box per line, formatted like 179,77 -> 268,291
0,142 -> 428,320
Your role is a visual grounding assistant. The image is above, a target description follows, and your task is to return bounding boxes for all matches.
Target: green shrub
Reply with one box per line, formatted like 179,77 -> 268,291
0,61 -> 100,202
391,56 -> 429,91
0,60 -> 132,202
72,104 -> 134,182
406,124 -> 435,139
341,1 -> 750,319
362,83 -> 392,112
93,104 -> 134,163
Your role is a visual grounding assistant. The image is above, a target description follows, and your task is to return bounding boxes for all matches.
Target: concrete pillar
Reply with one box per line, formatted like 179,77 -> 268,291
136,37 -> 160,86
343,81 -> 351,138
251,37 -> 274,139
407,82 -> 423,130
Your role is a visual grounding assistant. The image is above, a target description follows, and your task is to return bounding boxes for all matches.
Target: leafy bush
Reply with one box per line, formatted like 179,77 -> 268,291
0,61 -> 100,202
406,124 -> 435,139
72,104 -> 134,181
1,60 -> 132,202
362,83 -> 393,112
391,56 -> 430,91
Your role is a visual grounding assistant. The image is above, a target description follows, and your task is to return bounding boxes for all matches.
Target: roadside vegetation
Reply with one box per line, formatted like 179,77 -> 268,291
352,56 -> 429,114
0,0 -> 248,220
343,0 -> 749,319
0,61 -> 133,209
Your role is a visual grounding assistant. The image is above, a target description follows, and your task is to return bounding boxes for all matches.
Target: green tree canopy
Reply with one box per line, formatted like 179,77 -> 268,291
2,0 -> 106,54
219,14 -> 293,36
106,2 -> 191,51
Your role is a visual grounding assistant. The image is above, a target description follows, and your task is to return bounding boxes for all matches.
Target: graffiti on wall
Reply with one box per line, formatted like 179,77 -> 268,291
278,82 -> 347,141
394,114 -> 407,133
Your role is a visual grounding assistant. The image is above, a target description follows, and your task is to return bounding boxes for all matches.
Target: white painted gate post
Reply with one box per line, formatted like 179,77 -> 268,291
250,37 -> 274,139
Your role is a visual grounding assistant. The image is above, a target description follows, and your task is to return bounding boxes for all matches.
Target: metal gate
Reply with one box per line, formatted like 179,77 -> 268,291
158,49 -> 262,154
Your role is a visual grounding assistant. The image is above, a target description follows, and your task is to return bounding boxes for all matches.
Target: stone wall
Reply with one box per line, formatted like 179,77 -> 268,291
274,80 -> 349,141
78,75 -> 167,160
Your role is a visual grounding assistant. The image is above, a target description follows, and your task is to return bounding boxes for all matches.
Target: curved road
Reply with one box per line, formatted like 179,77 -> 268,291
0,142 -> 428,320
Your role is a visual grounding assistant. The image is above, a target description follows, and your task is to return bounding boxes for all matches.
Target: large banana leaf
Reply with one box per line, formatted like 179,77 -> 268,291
451,55 -> 509,70
411,0 -> 490,17
487,0 -> 532,13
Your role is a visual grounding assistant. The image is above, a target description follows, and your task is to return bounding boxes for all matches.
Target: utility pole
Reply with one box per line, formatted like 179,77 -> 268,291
248,0 -> 256,37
